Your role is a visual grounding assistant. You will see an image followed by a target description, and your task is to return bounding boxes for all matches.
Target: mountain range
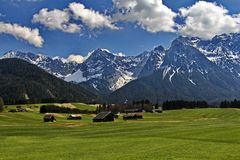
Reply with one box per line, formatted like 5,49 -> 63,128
1,33 -> 240,103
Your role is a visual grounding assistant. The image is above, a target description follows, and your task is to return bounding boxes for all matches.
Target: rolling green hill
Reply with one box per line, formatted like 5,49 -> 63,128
0,58 -> 98,102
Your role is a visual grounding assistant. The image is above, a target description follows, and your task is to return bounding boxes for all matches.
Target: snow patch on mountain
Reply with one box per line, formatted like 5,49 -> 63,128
110,71 -> 135,91
53,56 -> 68,63
65,69 -> 86,83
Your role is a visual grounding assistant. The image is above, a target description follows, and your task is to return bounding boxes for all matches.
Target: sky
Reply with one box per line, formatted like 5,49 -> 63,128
0,0 -> 240,58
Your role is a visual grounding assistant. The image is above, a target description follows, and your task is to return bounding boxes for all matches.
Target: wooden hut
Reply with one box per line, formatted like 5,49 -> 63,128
67,114 -> 82,120
93,112 -> 115,122
43,114 -> 56,122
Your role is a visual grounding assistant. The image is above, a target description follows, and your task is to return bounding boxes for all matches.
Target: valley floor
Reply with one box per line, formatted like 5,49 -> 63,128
0,107 -> 240,160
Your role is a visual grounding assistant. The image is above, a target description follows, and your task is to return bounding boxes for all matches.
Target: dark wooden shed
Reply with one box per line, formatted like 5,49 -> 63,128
43,114 -> 56,122
93,112 -> 115,122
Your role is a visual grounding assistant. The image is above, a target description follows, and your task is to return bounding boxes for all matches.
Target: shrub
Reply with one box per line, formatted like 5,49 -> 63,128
0,97 -> 4,112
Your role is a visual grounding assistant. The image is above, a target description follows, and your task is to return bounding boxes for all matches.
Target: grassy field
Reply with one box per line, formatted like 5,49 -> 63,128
1,106 -> 240,160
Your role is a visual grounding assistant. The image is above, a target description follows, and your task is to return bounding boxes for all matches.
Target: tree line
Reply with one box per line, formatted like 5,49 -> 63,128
96,99 -> 155,114
162,100 -> 209,110
1,95 -> 240,113
40,105 -> 96,114
0,97 -> 4,112
3,98 -> 79,105
219,99 -> 240,108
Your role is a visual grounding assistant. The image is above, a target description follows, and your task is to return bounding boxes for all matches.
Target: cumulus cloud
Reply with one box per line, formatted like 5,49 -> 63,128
67,54 -> 85,64
179,1 -> 240,40
114,52 -> 126,57
113,0 -> 177,33
69,2 -> 119,30
0,22 -> 44,47
32,2 -> 119,33
33,8 -> 81,33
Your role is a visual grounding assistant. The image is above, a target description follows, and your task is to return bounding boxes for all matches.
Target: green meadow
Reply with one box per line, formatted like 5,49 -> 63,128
1,105 -> 240,160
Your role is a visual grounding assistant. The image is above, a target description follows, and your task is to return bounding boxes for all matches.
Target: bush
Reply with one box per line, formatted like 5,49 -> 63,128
0,97 -> 4,112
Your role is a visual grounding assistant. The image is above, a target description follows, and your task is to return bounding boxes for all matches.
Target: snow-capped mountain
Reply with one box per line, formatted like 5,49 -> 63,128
109,36 -> 240,103
65,48 -> 165,92
1,33 -> 240,101
177,33 -> 240,78
1,48 -> 165,93
1,49 -> 158,94
138,45 -> 165,77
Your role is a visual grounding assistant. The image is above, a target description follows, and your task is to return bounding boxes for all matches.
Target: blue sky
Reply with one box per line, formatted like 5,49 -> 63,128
0,0 -> 240,57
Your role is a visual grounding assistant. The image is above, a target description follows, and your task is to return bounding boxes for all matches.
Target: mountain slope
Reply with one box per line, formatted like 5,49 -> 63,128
0,58 -> 98,102
109,38 -> 240,103
178,34 -> 240,78
1,50 -> 79,78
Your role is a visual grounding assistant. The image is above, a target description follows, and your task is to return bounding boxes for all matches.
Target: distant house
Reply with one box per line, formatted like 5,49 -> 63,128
123,113 -> 143,120
67,114 -> 82,120
43,114 -> 56,122
152,107 -> 163,113
93,112 -> 115,122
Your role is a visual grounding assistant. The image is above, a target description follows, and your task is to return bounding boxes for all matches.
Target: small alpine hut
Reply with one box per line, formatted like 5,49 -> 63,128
93,112 -> 115,122
43,114 -> 56,122
67,114 -> 82,120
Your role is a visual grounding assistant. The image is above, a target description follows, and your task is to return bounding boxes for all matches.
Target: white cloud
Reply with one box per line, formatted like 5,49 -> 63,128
114,52 -> 126,57
33,2 -> 119,33
67,52 -> 93,63
67,54 -> 85,64
69,2 -> 119,30
179,1 -> 240,40
0,22 -> 44,47
113,0 -> 176,33
32,8 -> 81,33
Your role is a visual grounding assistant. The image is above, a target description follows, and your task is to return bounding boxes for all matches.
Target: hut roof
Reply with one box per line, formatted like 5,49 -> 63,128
93,112 -> 113,120
69,114 -> 82,118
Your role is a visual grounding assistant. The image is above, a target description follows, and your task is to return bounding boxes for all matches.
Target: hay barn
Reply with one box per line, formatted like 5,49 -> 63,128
93,112 -> 115,122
